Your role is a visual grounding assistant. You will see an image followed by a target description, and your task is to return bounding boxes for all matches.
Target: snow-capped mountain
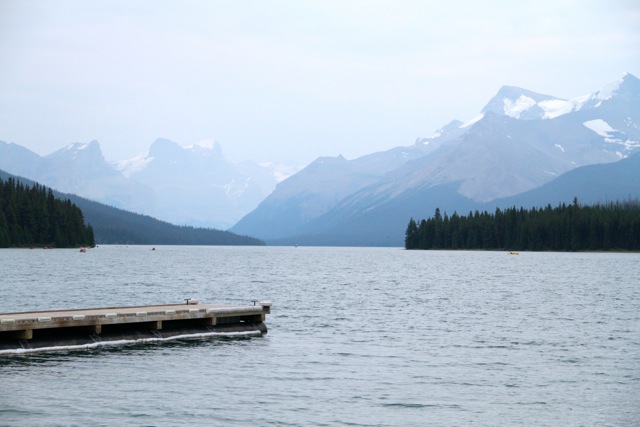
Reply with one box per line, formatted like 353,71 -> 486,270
476,72 -> 640,123
231,73 -> 640,245
115,138 -> 280,228
0,141 -> 154,213
480,86 -> 561,120
3,73 -> 637,240
0,138 -> 295,229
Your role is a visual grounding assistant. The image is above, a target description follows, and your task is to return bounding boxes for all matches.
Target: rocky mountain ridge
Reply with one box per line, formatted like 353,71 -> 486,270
0,138 -> 296,229
231,73 -> 640,245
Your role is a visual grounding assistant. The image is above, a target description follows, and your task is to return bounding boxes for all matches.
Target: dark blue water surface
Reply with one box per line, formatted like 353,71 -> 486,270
1,246 -> 639,426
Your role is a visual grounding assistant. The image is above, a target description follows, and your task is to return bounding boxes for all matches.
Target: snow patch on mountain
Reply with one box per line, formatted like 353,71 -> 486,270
186,139 -> 223,157
583,119 -> 615,137
460,114 -> 484,128
503,95 -> 537,118
224,177 -> 253,198
539,95 -> 590,119
191,138 -> 218,150
59,141 -> 101,160
66,142 -> 89,151
258,162 -> 304,183
594,72 -> 629,101
541,73 -> 637,119
113,154 -> 154,178
583,119 -> 640,152
477,74 -> 637,122
420,120 -> 465,146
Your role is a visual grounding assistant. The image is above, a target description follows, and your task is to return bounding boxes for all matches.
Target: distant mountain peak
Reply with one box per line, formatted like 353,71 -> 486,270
192,139 -> 218,150
49,139 -> 105,162
491,85 -> 557,100
468,73 -> 640,123
553,72 -> 640,114
63,139 -> 100,152
422,120 -> 464,141
613,71 -> 638,86
309,155 -> 348,167
596,72 -> 639,99
147,137 -> 225,159
148,138 -> 184,158
481,86 -> 561,120
186,138 -> 223,156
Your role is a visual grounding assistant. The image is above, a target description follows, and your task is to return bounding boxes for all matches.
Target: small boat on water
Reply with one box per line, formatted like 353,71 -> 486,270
509,251 -> 519,255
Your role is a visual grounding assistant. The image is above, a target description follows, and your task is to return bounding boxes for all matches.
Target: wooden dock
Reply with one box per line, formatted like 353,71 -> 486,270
0,300 -> 272,353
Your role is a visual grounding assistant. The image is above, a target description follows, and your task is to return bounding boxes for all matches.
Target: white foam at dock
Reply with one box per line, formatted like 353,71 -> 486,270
0,330 -> 263,355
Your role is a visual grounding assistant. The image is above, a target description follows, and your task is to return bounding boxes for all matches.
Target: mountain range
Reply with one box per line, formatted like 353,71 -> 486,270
231,72 -> 640,246
0,138 -> 298,229
2,73 -> 638,247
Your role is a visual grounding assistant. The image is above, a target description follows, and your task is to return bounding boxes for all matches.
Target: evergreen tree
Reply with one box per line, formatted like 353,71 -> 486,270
405,218 -> 418,249
405,199 -> 640,252
0,178 -> 95,248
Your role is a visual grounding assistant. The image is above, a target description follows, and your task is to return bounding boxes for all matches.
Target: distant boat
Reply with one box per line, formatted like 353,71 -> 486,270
79,248 -> 87,253
509,251 -> 519,255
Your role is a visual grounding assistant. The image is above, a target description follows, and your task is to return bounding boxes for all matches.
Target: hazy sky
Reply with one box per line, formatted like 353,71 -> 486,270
1,1 -> 639,165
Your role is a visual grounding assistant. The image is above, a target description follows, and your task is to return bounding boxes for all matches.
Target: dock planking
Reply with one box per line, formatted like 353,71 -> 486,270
0,300 -> 272,353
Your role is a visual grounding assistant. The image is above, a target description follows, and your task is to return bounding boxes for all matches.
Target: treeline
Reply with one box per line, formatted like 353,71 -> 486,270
91,216 -> 265,246
0,177 -> 95,248
75,197 -> 265,246
405,199 -> 640,251
0,171 -> 264,246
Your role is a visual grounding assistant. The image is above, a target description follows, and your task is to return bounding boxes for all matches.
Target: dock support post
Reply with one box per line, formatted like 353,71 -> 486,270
17,329 -> 33,340
260,301 -> 272,314
3,329 -> 34,340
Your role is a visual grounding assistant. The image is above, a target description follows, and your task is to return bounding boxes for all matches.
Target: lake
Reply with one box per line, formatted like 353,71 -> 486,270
1,245 -> 639,426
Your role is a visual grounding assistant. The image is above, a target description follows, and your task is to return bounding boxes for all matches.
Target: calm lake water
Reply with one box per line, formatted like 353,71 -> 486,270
0,245 -> 639,426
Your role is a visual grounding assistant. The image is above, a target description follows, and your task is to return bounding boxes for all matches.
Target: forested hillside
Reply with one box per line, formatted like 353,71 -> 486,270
0,177 -> 95,248
405,199 -> 640,251
74,197 -> 264,245
0,170 -> 264,246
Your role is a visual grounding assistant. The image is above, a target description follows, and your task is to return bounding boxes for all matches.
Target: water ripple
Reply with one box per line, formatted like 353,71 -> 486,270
1,247 -> 639,426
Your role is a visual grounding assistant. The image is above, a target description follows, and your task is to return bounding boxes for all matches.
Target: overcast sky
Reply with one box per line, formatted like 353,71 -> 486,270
1,1 -> 639,165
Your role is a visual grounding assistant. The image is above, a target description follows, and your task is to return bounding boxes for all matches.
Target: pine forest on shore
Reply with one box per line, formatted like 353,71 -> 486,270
405,199 -> 640,251
0,177 -> 95,248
